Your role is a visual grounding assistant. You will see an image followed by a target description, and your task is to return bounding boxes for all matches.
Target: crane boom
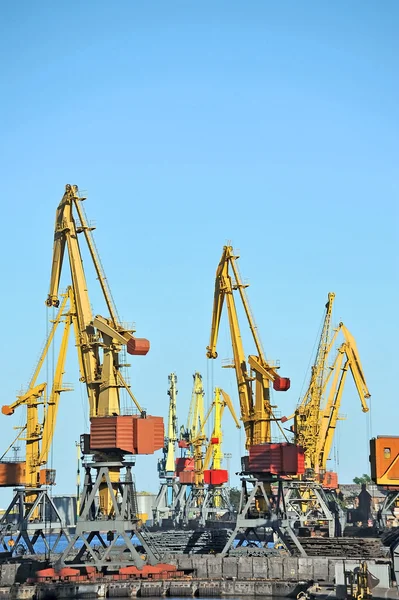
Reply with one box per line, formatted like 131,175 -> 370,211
165,373 -> 178,474
46,185 -> 145,418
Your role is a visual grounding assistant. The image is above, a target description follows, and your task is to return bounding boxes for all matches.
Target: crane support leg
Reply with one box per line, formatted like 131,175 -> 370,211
153,482 -> 185,527
283,480 -> 345,537
219,477 -> 306,557
200,485 -> 235,527
378,490 -> 399,530
0,488 -> 70,555
58,461 -> 164,571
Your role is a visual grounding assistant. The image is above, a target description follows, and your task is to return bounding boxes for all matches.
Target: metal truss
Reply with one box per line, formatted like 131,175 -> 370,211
283,480 -> 344,537
220,477 -> 306,557
199,485 -> 235,526
377,490 -> 399,529
58,460 -> 163,571
0,487 -> 70,555
152,482 -> 187,526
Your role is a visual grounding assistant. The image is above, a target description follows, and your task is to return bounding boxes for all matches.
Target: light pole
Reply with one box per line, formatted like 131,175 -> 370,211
224,453 -> 232,488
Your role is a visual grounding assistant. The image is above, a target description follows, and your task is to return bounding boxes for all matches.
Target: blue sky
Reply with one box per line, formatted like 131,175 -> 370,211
0,1 -> 398,506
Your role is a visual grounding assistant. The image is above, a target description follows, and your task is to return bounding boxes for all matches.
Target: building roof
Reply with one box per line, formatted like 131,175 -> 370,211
339,483 -> 386,499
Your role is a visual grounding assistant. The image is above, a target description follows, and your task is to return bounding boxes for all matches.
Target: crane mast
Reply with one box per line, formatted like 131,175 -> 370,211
206,245 -> 290,448
165,373 -> 178,475
294,293 -> 335,473
203,389 -> 240,472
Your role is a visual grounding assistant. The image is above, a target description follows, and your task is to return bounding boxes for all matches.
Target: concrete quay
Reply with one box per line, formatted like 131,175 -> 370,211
0,578 -> 311,599
0,554 -> 394,599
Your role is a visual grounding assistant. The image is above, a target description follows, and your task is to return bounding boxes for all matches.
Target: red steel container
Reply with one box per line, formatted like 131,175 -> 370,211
204,469 -> 229,485
59,567 -> 80,578
175,457 -> 194,474
179,470 -> 195,484
248,443 -> 304,475
273,377 -> 291,391
127,338 -> 150,356
210,437 -> 219,445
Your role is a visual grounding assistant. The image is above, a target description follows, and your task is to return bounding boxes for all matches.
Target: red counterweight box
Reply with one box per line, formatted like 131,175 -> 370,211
248,443 -> 304,475
175,457 -> 194,474
204,469 -> 228,485
90,415 -> 164,455
179,470 -> 195,484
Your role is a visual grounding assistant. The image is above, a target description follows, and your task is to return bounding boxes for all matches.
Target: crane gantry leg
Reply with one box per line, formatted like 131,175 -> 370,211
219,476 -> 307,557
0,488 -> 70,555
58,458 -> 164,570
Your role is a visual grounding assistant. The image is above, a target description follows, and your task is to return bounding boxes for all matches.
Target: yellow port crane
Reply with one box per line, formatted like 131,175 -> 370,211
203,388 -> 240,474
46,184 -> 146,419
206,245 -> 290,448
46,184 -> 150,515
200,388 -> 240,521
290,292 -> 371,483
47,185 -> 162,572
0,289 -> 74,553
153,374 -> 180,525
179,372 -> 205,483
1,288 -> 73,488
182,383 -> 240,524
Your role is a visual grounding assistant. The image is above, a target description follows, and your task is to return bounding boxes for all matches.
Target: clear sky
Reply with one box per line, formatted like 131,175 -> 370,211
0,1 -> 398,507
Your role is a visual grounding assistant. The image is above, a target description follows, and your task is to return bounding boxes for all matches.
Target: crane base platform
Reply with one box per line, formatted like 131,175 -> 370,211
283,480 -> 345,537
152,482 -> 187,527
220,476 -> 306,556
58,460 -> 164,571
0,487 -> 71,556
199,485 -> 235,527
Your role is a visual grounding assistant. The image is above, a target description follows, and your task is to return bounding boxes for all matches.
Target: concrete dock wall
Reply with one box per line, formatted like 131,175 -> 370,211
164,553 -> 344,582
